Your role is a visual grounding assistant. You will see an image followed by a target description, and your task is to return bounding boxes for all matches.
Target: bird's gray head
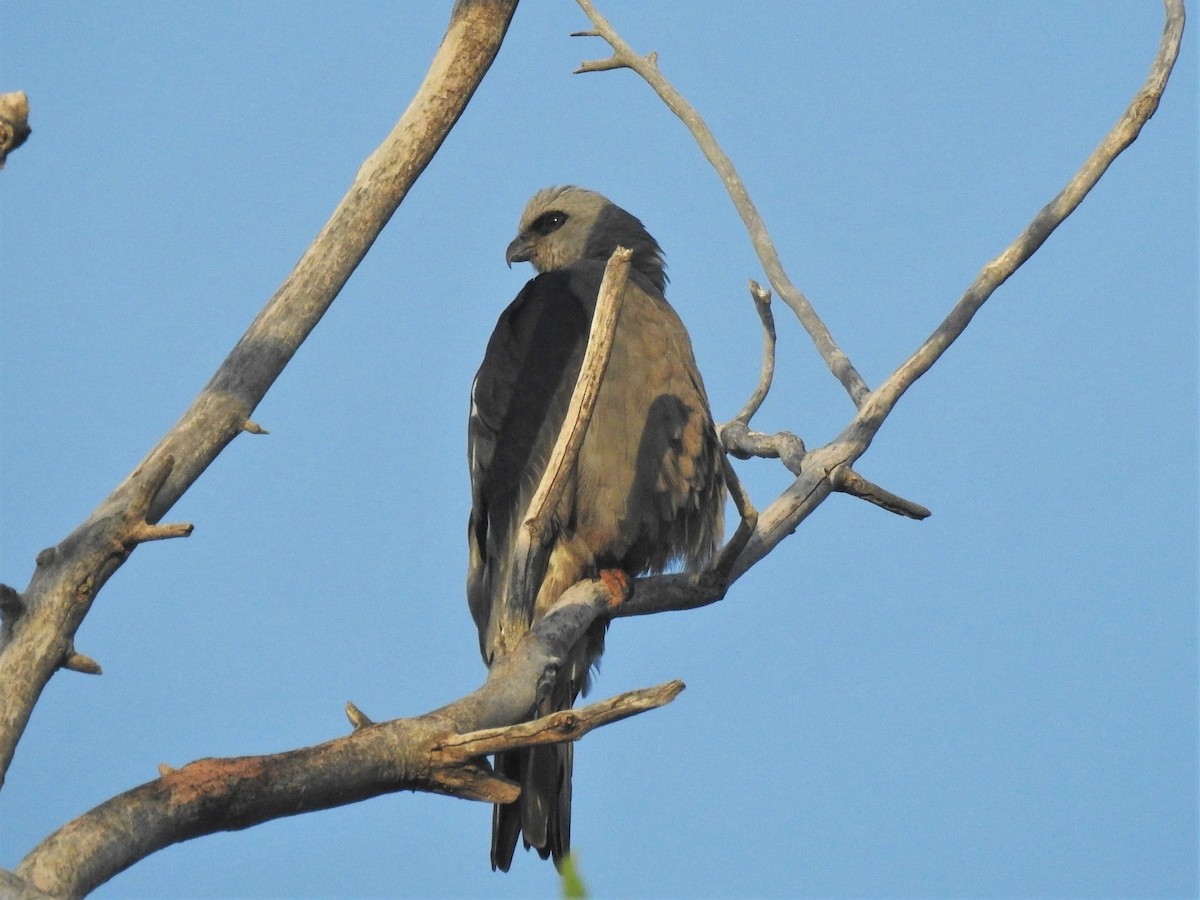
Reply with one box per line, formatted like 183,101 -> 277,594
505,186 -> 667,294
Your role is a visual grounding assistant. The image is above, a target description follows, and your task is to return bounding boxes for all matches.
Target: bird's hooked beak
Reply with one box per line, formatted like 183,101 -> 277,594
505,233 -> 534,268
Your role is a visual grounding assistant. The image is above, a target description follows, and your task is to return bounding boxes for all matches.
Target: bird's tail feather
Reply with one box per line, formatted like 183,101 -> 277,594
490,628 -> 592,872
490,738 -> 572,870
490,751 -> 523,872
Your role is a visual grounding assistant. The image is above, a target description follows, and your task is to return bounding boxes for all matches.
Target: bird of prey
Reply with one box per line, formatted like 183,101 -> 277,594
467,185 -> 726,871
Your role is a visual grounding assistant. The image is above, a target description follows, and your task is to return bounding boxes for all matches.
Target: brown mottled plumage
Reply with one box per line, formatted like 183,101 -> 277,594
467,186 -> 725,871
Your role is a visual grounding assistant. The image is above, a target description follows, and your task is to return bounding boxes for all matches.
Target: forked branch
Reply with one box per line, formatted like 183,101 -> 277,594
506,247 -> 632,613
0,0 -> 521,794
582,0 -> 1185,618
14,576 -> 668,897
435,680 -> 685,763
847,0 -> 1187,435
1,3 -> 1186,894
574,0 -> 934,529
574,0 -> 871,406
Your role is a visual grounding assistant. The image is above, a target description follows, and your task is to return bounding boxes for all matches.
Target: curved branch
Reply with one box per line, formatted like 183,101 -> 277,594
495,246 -> 632,701
848,0 -> 1187,440
16,576 -> 666,898
602,0 -> 1186,618
573,0 -> 871,406
0,0 -> 518,792
522,247 -> 632,540
728,280 -> 776,428
507,247 -> 632,613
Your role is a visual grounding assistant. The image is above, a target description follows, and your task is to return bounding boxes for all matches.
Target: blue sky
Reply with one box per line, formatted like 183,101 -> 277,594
1,2 -> 1196,897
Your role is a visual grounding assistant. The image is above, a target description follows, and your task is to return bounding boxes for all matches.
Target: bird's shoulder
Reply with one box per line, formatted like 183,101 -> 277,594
470,270 -> 591,431
491,269 -> 592,342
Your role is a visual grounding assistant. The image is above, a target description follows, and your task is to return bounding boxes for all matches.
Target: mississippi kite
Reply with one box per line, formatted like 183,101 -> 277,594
468,185 -> 726,870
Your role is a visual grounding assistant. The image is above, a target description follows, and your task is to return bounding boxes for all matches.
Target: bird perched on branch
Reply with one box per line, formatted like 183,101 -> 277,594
467,185 -> 725,871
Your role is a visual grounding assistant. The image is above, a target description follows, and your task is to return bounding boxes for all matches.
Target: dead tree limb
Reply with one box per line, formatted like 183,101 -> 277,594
727,280 -> 777,429
574,1 -> 871,406
9,231 -> 659,900
8,156 -> 644,900
0,2 -> 1186,894
0,0 -> 519,792
505,247 -> 632,624
13,578 -> 665,899
579,0 -> 1185,619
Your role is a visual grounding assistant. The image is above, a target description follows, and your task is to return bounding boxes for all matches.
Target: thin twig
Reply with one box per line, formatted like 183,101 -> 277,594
707,457 -> 757,582
521,247 -> 632,543
573,0 -> 870,407
435,680 -> 684,761
0,0 -> 520,798
848,0 -> 1187,437
730,280 -> 776,427
506,247 -> 632,616
831,467 -> 930,520
128,521 -> 194,544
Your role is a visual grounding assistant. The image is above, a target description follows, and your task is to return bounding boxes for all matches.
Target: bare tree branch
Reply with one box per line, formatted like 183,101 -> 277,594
830,468 -> 931,521
506,247 -> 632,615
573,0 -> 871,407
58,651 -> 103,676
344,702 -> 375,732
522,247 -> 632,541
0,0 -> 519,792
847,0 -> 1187,436
13,235 -> 641,899
0,870 -> 54,900
433,680 -> 684,762
707,457 -> 758,582
591,0 -> 1185,619
728,280 -> 776,428
1,3 -> 1185,893
14,575 -> 659,898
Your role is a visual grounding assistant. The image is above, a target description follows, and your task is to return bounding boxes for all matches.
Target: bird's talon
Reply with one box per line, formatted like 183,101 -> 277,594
599,569 -> 631,607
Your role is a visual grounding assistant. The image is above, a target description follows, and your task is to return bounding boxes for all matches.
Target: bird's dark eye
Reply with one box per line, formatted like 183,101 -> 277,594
531,211 -> 567,235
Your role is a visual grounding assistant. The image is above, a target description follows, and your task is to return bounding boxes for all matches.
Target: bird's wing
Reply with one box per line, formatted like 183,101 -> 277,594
566,266 -> 726,576
467,271 -> 591,660
470,271 -> 595,872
